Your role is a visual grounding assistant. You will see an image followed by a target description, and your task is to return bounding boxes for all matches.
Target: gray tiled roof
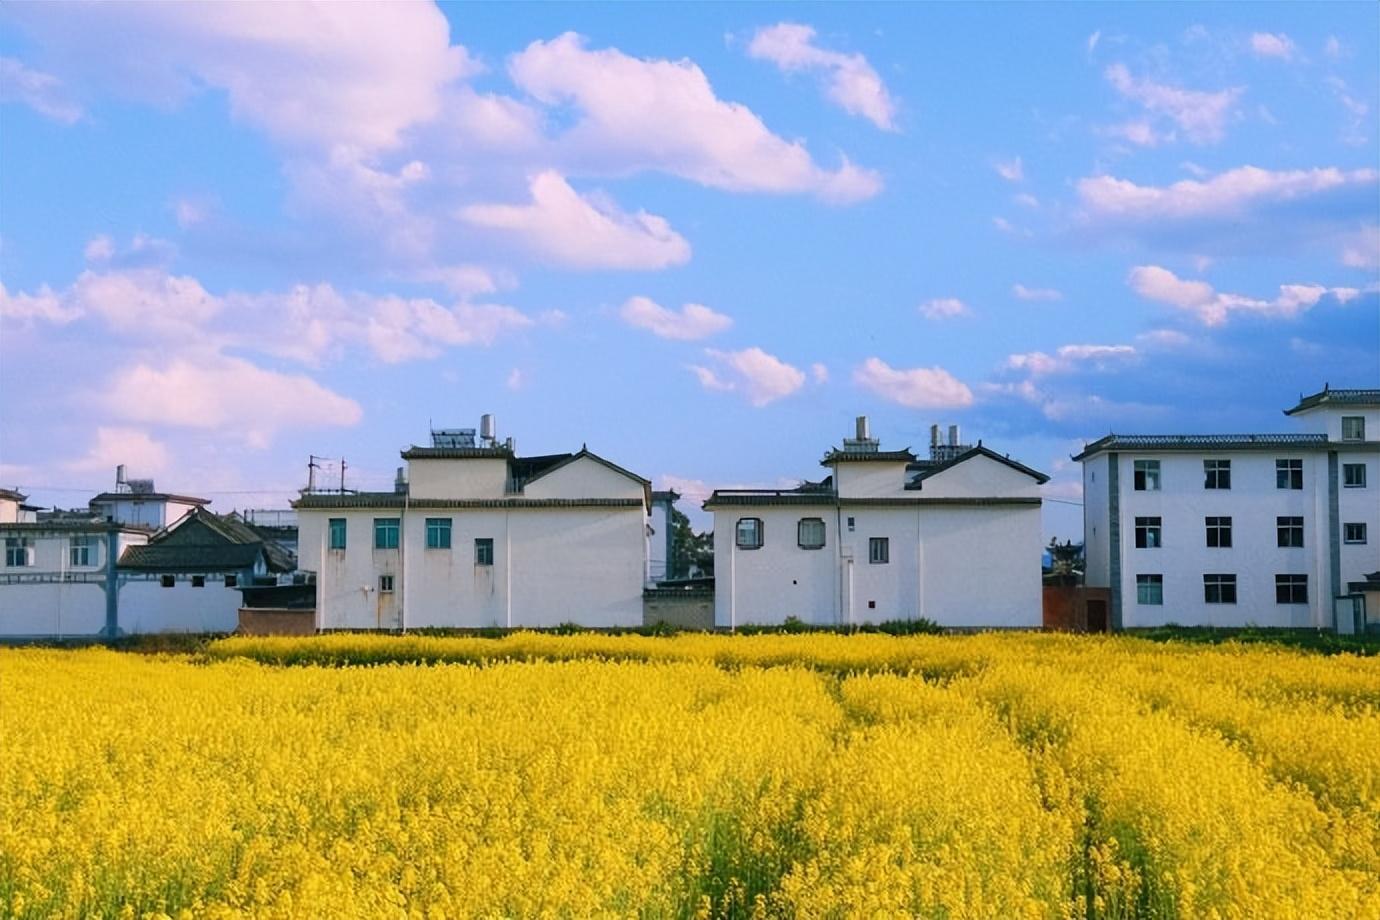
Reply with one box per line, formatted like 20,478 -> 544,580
820,449 -> 918,465
400,446 -> 512,460
1073,433 -> 1331,460
293,493 -> 644,510
1284,387 -> 1380,415
119,543 -> 263,572
89,491 -> 210,506
703,493 -> 1040,508
906,445 -> 1049,486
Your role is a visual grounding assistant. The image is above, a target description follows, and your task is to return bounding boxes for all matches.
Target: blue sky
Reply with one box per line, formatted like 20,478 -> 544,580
1,2 -> 1376,539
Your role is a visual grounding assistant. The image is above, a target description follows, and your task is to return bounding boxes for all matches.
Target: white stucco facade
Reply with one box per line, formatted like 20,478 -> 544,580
706,422 -> 1046,629
295,442 -> 652,630
1078,388 -> 1380,631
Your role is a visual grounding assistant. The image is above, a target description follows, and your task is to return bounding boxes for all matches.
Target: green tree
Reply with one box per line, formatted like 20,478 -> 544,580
668,507 -> 714,578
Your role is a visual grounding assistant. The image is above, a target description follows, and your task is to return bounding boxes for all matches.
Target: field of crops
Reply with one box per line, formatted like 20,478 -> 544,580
3,633 -> 1379,919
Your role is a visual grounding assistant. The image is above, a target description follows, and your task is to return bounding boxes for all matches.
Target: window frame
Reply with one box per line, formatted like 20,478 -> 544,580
1134,516 -> 1162,549
69,535 -> 93,567
4,537 -> 32,568
328,517 -> 347,551
1275,458 -> 1303,490
868,536 -> 890,565
1203,573 -> 1237,604
1136,574 -> 1163,605
1344,522 -> 1368,544
474,538 -> 494,566
1341,416 -> 1365,441
1133,459 -> 1161,492
1276,516 -> 1305,548
373,517 -> 400,550
425,517 -> 452,550
1343,463 -> 1367,488
1204,516 -> 1233,548
378,574 -> 395,593
1203,459 -> 1231,490
1275,574 -> 1308,605
797,517 -> 826,550
735,517 -> 764,550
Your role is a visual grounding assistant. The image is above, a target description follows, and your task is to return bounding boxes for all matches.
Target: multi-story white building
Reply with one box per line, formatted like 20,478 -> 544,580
294,421 -> 652,630
703,418 -> 1047,628
1077,386 -> 1380,632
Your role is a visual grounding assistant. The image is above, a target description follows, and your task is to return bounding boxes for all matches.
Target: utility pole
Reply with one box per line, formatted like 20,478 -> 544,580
307,455 -> 323,493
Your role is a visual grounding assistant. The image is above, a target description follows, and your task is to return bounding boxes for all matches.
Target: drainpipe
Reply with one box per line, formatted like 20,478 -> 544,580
103,527 -> 119,639
400,492 -> 408,634
504,510 -> 512,629
728,534 -> 736,633
316,522 -> 325,633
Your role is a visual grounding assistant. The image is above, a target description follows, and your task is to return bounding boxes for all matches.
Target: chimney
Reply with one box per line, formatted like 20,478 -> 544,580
929,425 -> 940,450
115,464 -> 127,488
505,436 -> 515,454
394,466 -> 407,495
480,413 -> 496,443
855,416 -> 870,441
948,424 -> 960,447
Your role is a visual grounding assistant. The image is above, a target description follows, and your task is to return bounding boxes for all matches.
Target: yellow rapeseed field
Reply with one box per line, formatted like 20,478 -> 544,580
3,633 -> 1379,918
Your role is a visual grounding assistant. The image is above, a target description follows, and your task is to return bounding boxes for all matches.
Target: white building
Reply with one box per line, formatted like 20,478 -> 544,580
1076,386 -> 1380,632
704,418 -> 1047,629
294,422 -> 652,630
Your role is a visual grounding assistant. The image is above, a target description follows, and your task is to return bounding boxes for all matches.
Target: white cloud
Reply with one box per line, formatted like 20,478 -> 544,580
852,358 -> 972,409
619,296 -> 732,340
0,56 -> 82,123
1012,284 -> 1063,302
810,362 -> 829,383
83,235 -> 115,263
993,157 -> 1024,182
105,353 -> 362,448
918,297 -> 969,320
1005,344 -> 1138,376
461,171 -> 691,270
0,281 -> 81,325
1341,226 -> 1380,270
70,267 -> 220,336
64,427 -> 168,475
1104,63 -> 1242,144
1087,31 -> 1101,55
1250,32 -> 1295,60
506,368 -> 525,391
360,298 -> 534,364
656,475 -> 714,507
691,347 -> 806,406
747,23 -> 897,131
1107,120 -> 1167,147
1325,36 -> 1342,59
1136,328 -> 1194,349
1014,193 -> 1040,209
508,33 -> 881,203
1128,264 -> 1360,326
993,216 -> 1032,237
1078,165 -> 1379,221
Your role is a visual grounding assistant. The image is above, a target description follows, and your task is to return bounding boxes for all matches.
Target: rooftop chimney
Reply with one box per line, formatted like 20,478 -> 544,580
929,425 -> 940,449
115,464 -> 127,489
394,466 -> 407,495
948,424 -> 960,447
480,413 -> 496,443
855,416 -> 870,441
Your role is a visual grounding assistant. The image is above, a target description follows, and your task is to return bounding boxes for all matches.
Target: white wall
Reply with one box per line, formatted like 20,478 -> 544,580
120,578 -> 241,633
714,507 -> 841,627
833,462 -> 910,498
914,455 -> 1042,499
1082,455 -> 1110,589
1291,406 -> 1380,440
407,458 -> 509,499
522,456 -> 645,500
0,582 -> 106,636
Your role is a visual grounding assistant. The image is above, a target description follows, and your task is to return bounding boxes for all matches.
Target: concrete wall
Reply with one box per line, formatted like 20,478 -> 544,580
833,462 -> 910,498
643,591 -> 713,630
1083,454 -> 1111,589
715,507 -> 841,627
120,578 -> 241,633
522,457 -> 645,500
90,498 -> 199,528
407,458 -> 509,499
0,582 -> 106,636
238,608 -> 316,636
1339,453 -> 1379,591
1292,406 -> 1380,440
914,455 -> 1042,499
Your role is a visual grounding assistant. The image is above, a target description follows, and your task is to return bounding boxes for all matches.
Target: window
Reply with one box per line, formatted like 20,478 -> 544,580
474,538 -> 494,566
160,575 -> 175,588
1204,459 -> 1231,489
425,517 -> 452,549
735,518 -> 763,550
1134,516 -> 1162,549
847,516 -> 856,532
328,518 -> 347,550
1204,574 -> 1237,604
868,537 -> 889,564
1344,523 -> 1367,544
1205,516 -> 1232,548
373,517 -> 400,549
1275,574 -> 1308,605
797,517 -> 825,550
191,575 -> 205,588
1136,574 -> 1163,605
4,537 -> 32,568
224,574 -> 238,588
378,574 -> 394,593
1276,459 -> 1302,490
1342,416 -> 1365,441
1277,516 -> 1304,548
70,535 -> 93,567
1133,459 -> 1161,491
1343,463 -> 1367,488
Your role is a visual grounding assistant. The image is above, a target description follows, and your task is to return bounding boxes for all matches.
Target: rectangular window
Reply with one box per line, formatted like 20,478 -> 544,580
378,574 -> 394,593
1136,574 -> 1163,605
474,538 -> 494,566
1342,416 -> 1365,441
1205,516 -> 1232,548
224,574 -> 238,588
1204,459 -> 1231,490
1134,516 -> 1162,549
160,574 -> 175,588
1343,463 -> 1367,488
1133,459 -> 1161,491
1204,574 -> 1237,604
1344,522 -> 1368,544
1277,516 -> 1304,548
4,537 -> 31,568
797,517 -> 826,550
1275,459 -> 1303,490
191,575 -> 205,588
1275,574 -> 1307,605
328,518 -> 347,550
847,516 -> 856,532
70,535 -> 93,567
735,518 -> 763,549
868,537 -> 889,564
425,517 -> 452,549
373,517 -> 400,550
